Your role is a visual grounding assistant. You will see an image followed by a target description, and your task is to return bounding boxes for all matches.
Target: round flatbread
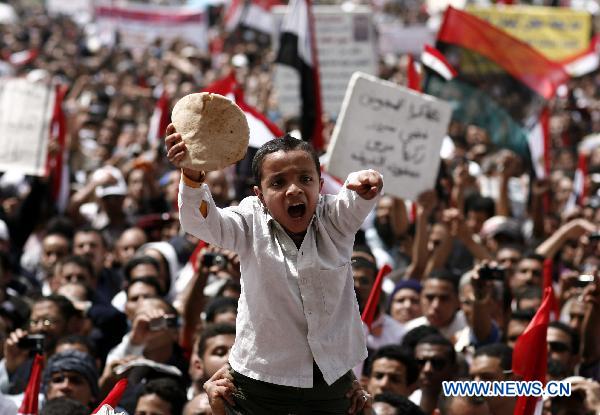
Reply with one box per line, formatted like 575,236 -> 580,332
171,92 -> 249,171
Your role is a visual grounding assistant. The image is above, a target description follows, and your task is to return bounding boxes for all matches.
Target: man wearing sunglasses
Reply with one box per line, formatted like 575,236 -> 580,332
547,321 -> 580,378
410,334 -> 457,414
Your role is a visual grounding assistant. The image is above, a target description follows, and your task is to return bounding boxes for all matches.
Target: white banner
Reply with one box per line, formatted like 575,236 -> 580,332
377,23 -> 435,56
95,3 -> 208,54
0,79 -> 55,176
327,72 -> 452,200
273,5 -> 378,118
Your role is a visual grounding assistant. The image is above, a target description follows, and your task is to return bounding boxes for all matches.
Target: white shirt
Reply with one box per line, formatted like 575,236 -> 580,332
178,174 -> 381,387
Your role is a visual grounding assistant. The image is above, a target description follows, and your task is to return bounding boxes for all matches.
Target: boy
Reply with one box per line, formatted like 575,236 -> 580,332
166,125 -> 382,413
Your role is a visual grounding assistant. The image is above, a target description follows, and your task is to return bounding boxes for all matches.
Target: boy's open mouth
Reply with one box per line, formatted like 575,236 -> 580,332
287,203 -> 306,218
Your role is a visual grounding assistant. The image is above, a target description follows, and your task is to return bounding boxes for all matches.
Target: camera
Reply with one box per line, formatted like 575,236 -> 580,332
203,253 -> 228,268
149,315 -> 179,331
575,274 -> 594,288
18,334 -> 45,354
479,265 -> 505,281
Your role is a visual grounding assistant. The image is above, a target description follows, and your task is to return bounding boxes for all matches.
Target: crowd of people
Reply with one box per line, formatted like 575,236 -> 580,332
1,0 -> 600,414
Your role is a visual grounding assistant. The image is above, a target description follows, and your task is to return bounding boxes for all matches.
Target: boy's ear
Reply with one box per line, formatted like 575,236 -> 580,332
319,177 -> 324,193
253,186 -> 265,205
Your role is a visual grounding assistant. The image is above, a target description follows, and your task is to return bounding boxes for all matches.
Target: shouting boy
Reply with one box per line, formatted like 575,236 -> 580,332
166,125 -> 382,414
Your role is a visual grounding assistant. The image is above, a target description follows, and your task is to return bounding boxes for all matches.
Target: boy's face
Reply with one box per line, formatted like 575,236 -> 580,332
254,150 -> 323,235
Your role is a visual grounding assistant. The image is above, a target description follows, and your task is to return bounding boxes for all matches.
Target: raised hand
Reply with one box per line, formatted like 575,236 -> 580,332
346,170 -> 383,200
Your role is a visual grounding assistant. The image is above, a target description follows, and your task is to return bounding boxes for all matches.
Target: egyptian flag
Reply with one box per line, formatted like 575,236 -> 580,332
224,0 -> 281,34
422,7 -> 568,165
202,71 -> 283,148
562,35 -> 600,78
275,0 -> 324,150
17,354 -> 44,415
512,287 -> 552,415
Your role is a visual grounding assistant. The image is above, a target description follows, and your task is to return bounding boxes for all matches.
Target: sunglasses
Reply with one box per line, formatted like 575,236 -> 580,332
548,341 -> 570,353
416,357 -> 448,371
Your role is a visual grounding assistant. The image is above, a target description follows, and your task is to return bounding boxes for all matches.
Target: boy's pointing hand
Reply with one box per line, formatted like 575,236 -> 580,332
346,170 -> 383,200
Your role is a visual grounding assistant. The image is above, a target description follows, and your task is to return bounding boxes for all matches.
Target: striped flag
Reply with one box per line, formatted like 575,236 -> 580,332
224,0 -> 281,34
421,44 -> 457,81
275,0 -> 324,150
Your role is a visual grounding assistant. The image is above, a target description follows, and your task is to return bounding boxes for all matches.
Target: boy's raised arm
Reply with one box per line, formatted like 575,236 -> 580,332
345,169 -> 383,200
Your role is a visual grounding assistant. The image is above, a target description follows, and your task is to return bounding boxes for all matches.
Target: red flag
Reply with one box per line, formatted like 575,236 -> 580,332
437,7 -> 567,100
512,287 -> 552,415
542,259 -> 559,320
148,88 -> 170,148
406,55 -> 421,91
17,354 -> 44,415
46,84 -> 68,213
91,378 -> 128,414
361,264 -> 392,329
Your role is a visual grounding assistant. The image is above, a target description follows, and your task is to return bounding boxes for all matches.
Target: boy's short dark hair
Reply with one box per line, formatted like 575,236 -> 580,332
197,323 -> 236,358
41,397 -> 89,415
369,345 -> 419,385
251,134 -> 320,185
137,377 -> 186,415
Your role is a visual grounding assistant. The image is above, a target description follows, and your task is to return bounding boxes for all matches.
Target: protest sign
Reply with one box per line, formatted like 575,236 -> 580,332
272,5 -> 377,117
95,2 -> 208,55
327,72 -> 452,200
467,5 -> 591,61
0,79 -> 55,176
376,23 -> 435,56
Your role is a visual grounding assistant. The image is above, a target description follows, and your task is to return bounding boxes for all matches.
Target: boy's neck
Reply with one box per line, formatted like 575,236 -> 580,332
287,230 -> 306,249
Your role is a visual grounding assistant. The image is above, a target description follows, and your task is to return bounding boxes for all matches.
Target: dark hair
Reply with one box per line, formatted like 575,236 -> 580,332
474,343 -> 512,371
437,388 -> 487,415
45,216 -> 75,240
509,309 -> 535,323
137,377 -> 186,415
373,392 -> 425,414
251,134 -> 320,185
56,335 -> 98,359
464,194 -> 496,218
35,295 -> 80,322
126,276 -> 162,297
401,325 -> 441,352
514,285 -> 542,310
74,226 -> 107,249
58,255 -> 95,281
41,397 -> 89,415
197,323 -> 236,358
425,270 -> 459,294
416,334 -> 456,365
369,345 -> 419,386
549,321 -> 580,355
123,255 -> 161,283
520,252 -> 545,264
205,296 -> 238,323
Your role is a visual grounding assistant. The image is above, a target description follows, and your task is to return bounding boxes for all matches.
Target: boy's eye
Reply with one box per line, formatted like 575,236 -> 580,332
301,176 -> 312,183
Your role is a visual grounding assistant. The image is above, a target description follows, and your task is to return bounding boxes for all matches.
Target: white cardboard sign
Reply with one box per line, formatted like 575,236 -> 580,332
327,72 -> 452,200
0,79 -> 55,176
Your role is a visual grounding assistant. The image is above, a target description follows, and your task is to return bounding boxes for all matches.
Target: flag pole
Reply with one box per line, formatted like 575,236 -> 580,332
305,0 -> 324,151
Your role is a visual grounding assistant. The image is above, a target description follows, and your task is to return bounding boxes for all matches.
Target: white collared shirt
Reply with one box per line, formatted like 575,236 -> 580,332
179,173 -> 381,387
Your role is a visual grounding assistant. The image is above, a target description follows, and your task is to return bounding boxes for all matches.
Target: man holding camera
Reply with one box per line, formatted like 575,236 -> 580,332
0,295 -> 82,394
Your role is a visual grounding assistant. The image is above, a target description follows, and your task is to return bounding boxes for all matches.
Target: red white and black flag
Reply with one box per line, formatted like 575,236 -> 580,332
224,0 -> 281,34
275,0 -> 324,150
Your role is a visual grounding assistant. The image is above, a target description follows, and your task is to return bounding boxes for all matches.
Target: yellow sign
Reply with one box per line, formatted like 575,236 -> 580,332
467,5 -> 591,61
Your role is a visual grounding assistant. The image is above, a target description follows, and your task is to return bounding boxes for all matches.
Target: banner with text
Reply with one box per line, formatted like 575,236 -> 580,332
272,5 -> 377,117
327,72 -> 452,200
95,3 -> 208,55
467,5 -> 591,61
0,79 -> 55,176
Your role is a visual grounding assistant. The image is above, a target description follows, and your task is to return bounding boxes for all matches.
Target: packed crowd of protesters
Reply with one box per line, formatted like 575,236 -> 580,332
1,0 -> 600,414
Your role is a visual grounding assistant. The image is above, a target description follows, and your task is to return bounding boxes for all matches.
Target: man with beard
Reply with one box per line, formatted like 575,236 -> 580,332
0,295 -> 82,394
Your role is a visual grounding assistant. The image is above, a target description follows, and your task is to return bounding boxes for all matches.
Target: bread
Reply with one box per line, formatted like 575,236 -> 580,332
171,92 -> 249,171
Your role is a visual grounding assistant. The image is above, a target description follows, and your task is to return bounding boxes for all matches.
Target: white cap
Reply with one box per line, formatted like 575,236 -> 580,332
93,166 -> 128,198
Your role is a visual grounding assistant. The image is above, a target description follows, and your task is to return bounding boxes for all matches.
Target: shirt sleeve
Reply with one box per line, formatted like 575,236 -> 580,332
321,171 -> 383,239
178,178 -> 252,255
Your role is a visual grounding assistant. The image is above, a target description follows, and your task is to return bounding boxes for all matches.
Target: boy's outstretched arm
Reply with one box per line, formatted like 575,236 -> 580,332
345,169 -> 383,200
